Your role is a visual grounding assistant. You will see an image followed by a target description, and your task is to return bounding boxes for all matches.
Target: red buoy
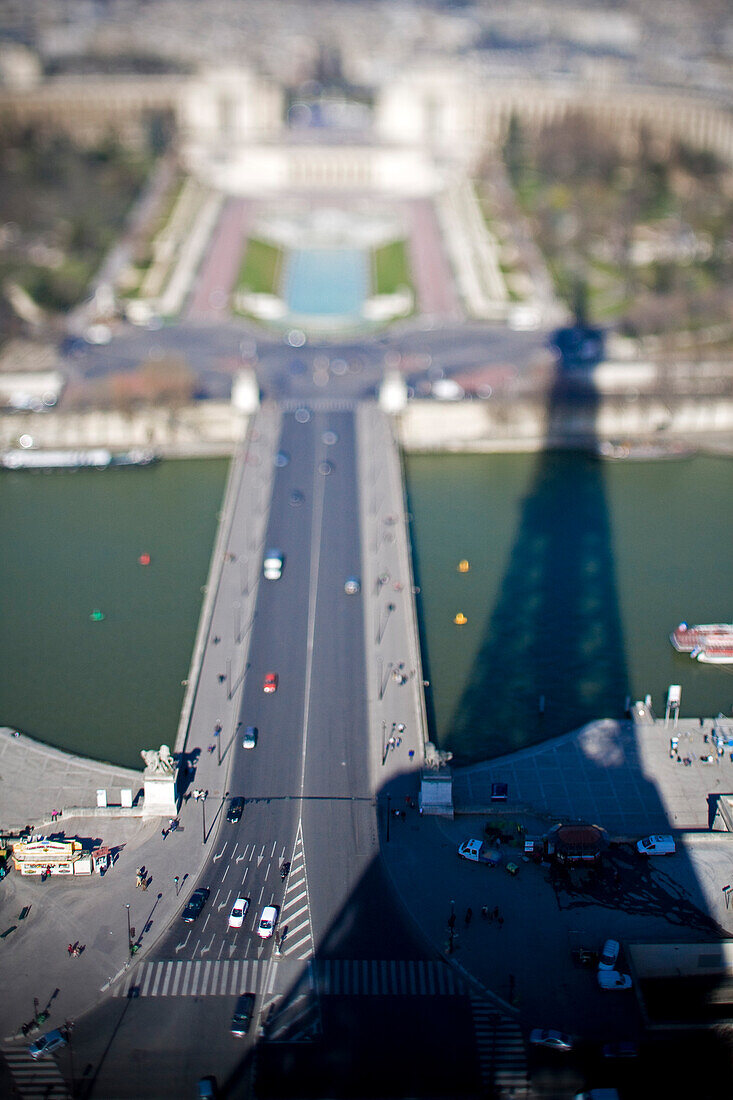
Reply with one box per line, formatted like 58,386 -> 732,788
138,553 -> 151,566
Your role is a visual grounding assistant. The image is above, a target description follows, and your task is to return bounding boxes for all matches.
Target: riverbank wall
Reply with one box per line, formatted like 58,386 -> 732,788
397,395 -> 733,453
0,402 -> 248,458
4,392 -> 733,459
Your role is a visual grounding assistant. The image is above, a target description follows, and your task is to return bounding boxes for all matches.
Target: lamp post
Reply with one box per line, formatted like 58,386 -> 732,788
125,903 -> 132,956
194,789 -> 208,844
448,899 -> 456,954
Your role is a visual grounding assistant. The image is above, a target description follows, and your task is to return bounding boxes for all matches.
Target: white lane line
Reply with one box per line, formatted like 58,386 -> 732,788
283,903 -> 308,922
285,918 -> 310,938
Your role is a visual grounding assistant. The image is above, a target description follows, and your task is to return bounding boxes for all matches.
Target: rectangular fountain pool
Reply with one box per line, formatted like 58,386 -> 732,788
283,248 -> 368,317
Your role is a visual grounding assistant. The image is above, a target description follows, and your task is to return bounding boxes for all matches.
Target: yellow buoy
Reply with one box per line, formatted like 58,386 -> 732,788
454,612 -> 468,626
458,559 -> 470,573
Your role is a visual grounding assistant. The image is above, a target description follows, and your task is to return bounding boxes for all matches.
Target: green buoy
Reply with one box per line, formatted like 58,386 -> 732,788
90,609 -> 105,621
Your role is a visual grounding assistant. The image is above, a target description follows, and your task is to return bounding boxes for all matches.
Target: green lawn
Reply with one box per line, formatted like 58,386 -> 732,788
236,238 -> 282,295
373,240 -> 411,295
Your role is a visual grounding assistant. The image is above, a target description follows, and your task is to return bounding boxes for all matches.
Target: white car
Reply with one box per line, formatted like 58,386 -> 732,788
597,969 -> 633,991
257,904 -> 279,939
263,550 -> 283,581
597,939 -> 620,971
636,834 -> 676,856
529,1028 -> 574,1052
228,897 -> 249,930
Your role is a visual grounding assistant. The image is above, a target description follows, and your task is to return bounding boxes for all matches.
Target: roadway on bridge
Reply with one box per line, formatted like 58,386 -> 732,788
70,408 -> 483,1099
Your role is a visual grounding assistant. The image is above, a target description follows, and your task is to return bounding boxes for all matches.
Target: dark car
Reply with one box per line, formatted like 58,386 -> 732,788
226,797 -> 244,824
182,887 -> 210,923
231,992 -> 256,1036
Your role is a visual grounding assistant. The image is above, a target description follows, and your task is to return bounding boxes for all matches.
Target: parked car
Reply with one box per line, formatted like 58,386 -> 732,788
228,897 -> 249,930
636,834 -> 676,856
257,905 -> 279,939
529,1028 -> 574,1052
344,577 -> 360,595
597,939 -> 620,971
597,969 -> 633,990
226,797 -> 244,823
182,887 -> 210,923
29,1028 -> 67,1059
242,726 -> 258,749
231,992 -> 256,1036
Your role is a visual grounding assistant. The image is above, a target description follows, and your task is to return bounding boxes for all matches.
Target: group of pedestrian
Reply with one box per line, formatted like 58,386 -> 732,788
135,866 -> 149,890
457,905 -> 504,928
67,941 -> 84,957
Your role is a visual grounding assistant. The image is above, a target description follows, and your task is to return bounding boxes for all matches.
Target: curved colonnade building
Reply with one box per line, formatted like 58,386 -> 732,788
1,60 -> 733,196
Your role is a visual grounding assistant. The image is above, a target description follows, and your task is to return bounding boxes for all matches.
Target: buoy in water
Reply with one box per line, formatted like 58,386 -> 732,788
454,612 -> 468,626
90,609 -> 105,621
458,559 -> 470,573
138,553 -> 151,566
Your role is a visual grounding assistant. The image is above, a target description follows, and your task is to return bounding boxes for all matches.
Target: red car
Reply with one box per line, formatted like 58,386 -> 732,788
263,672 -> 278,694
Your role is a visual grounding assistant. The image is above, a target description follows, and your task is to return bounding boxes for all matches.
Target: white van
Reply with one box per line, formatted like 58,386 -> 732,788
636,835 -> 676,856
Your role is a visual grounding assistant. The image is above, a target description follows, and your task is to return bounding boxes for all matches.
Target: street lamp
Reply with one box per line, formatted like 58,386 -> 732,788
125,903 -> 132,956
194,789 -> 208,844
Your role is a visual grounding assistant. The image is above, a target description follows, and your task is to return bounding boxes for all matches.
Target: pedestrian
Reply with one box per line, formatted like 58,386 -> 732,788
408,749 -> 415,760
497,915 -> 504,929
492,906 -> 499,920
212,636 -> 220,645
161,828 -> 168,840
67,944 -> 74,956
465,907 -> 473,926
481,906 -> 489,920
217,674 -> 225,683
215,721 -> 222,733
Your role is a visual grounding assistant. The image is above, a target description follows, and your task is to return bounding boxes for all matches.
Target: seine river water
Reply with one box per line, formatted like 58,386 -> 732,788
1,451 -> 732,769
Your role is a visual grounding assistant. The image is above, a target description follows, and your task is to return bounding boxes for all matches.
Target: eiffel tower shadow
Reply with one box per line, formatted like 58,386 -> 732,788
449,358 -> 630,760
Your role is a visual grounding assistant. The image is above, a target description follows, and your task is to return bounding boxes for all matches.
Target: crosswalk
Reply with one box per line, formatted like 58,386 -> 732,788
1,1045 -> 70,1099
310,957 -> 466,996
469,998 -> 529,1099
280,398 -> 356,413
115,957 -> 272,999
114,956 -> 468,1000
277,823 -> 313,960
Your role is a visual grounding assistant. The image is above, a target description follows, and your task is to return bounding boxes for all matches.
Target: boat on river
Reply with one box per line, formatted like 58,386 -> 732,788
1,448 -> 159,471
596,440 -> 697,461
671,622 -> 733,665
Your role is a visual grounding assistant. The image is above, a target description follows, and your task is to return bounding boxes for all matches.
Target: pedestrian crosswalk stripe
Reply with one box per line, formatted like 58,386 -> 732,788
1,1045 -> 70,1099
114,957 -> 477,1000
469,997 -> 529,1098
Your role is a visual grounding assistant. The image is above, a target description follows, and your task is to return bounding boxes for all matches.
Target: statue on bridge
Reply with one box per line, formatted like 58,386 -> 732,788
140,745 -> 175,776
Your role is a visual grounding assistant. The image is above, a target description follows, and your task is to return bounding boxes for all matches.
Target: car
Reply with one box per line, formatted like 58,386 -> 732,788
289,490 -> 305,507
344,577 -> 360,595
263,549 -> 284,581
257,904 -> 279,939
28,1028 -> 67,1059
529,1028 -> 574,1052
231,992 -> 256,1036
182,887 -> 210,923
274,450 -> 290,468
602,1041 -> 639,1059
597,939 -> 620,971
263,672 -> 278,694
597,969 -> 633,990
226,797 -> 244,823
636,834 -> 676,856
242,725 -> 258,749
228,897 -> 249,930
